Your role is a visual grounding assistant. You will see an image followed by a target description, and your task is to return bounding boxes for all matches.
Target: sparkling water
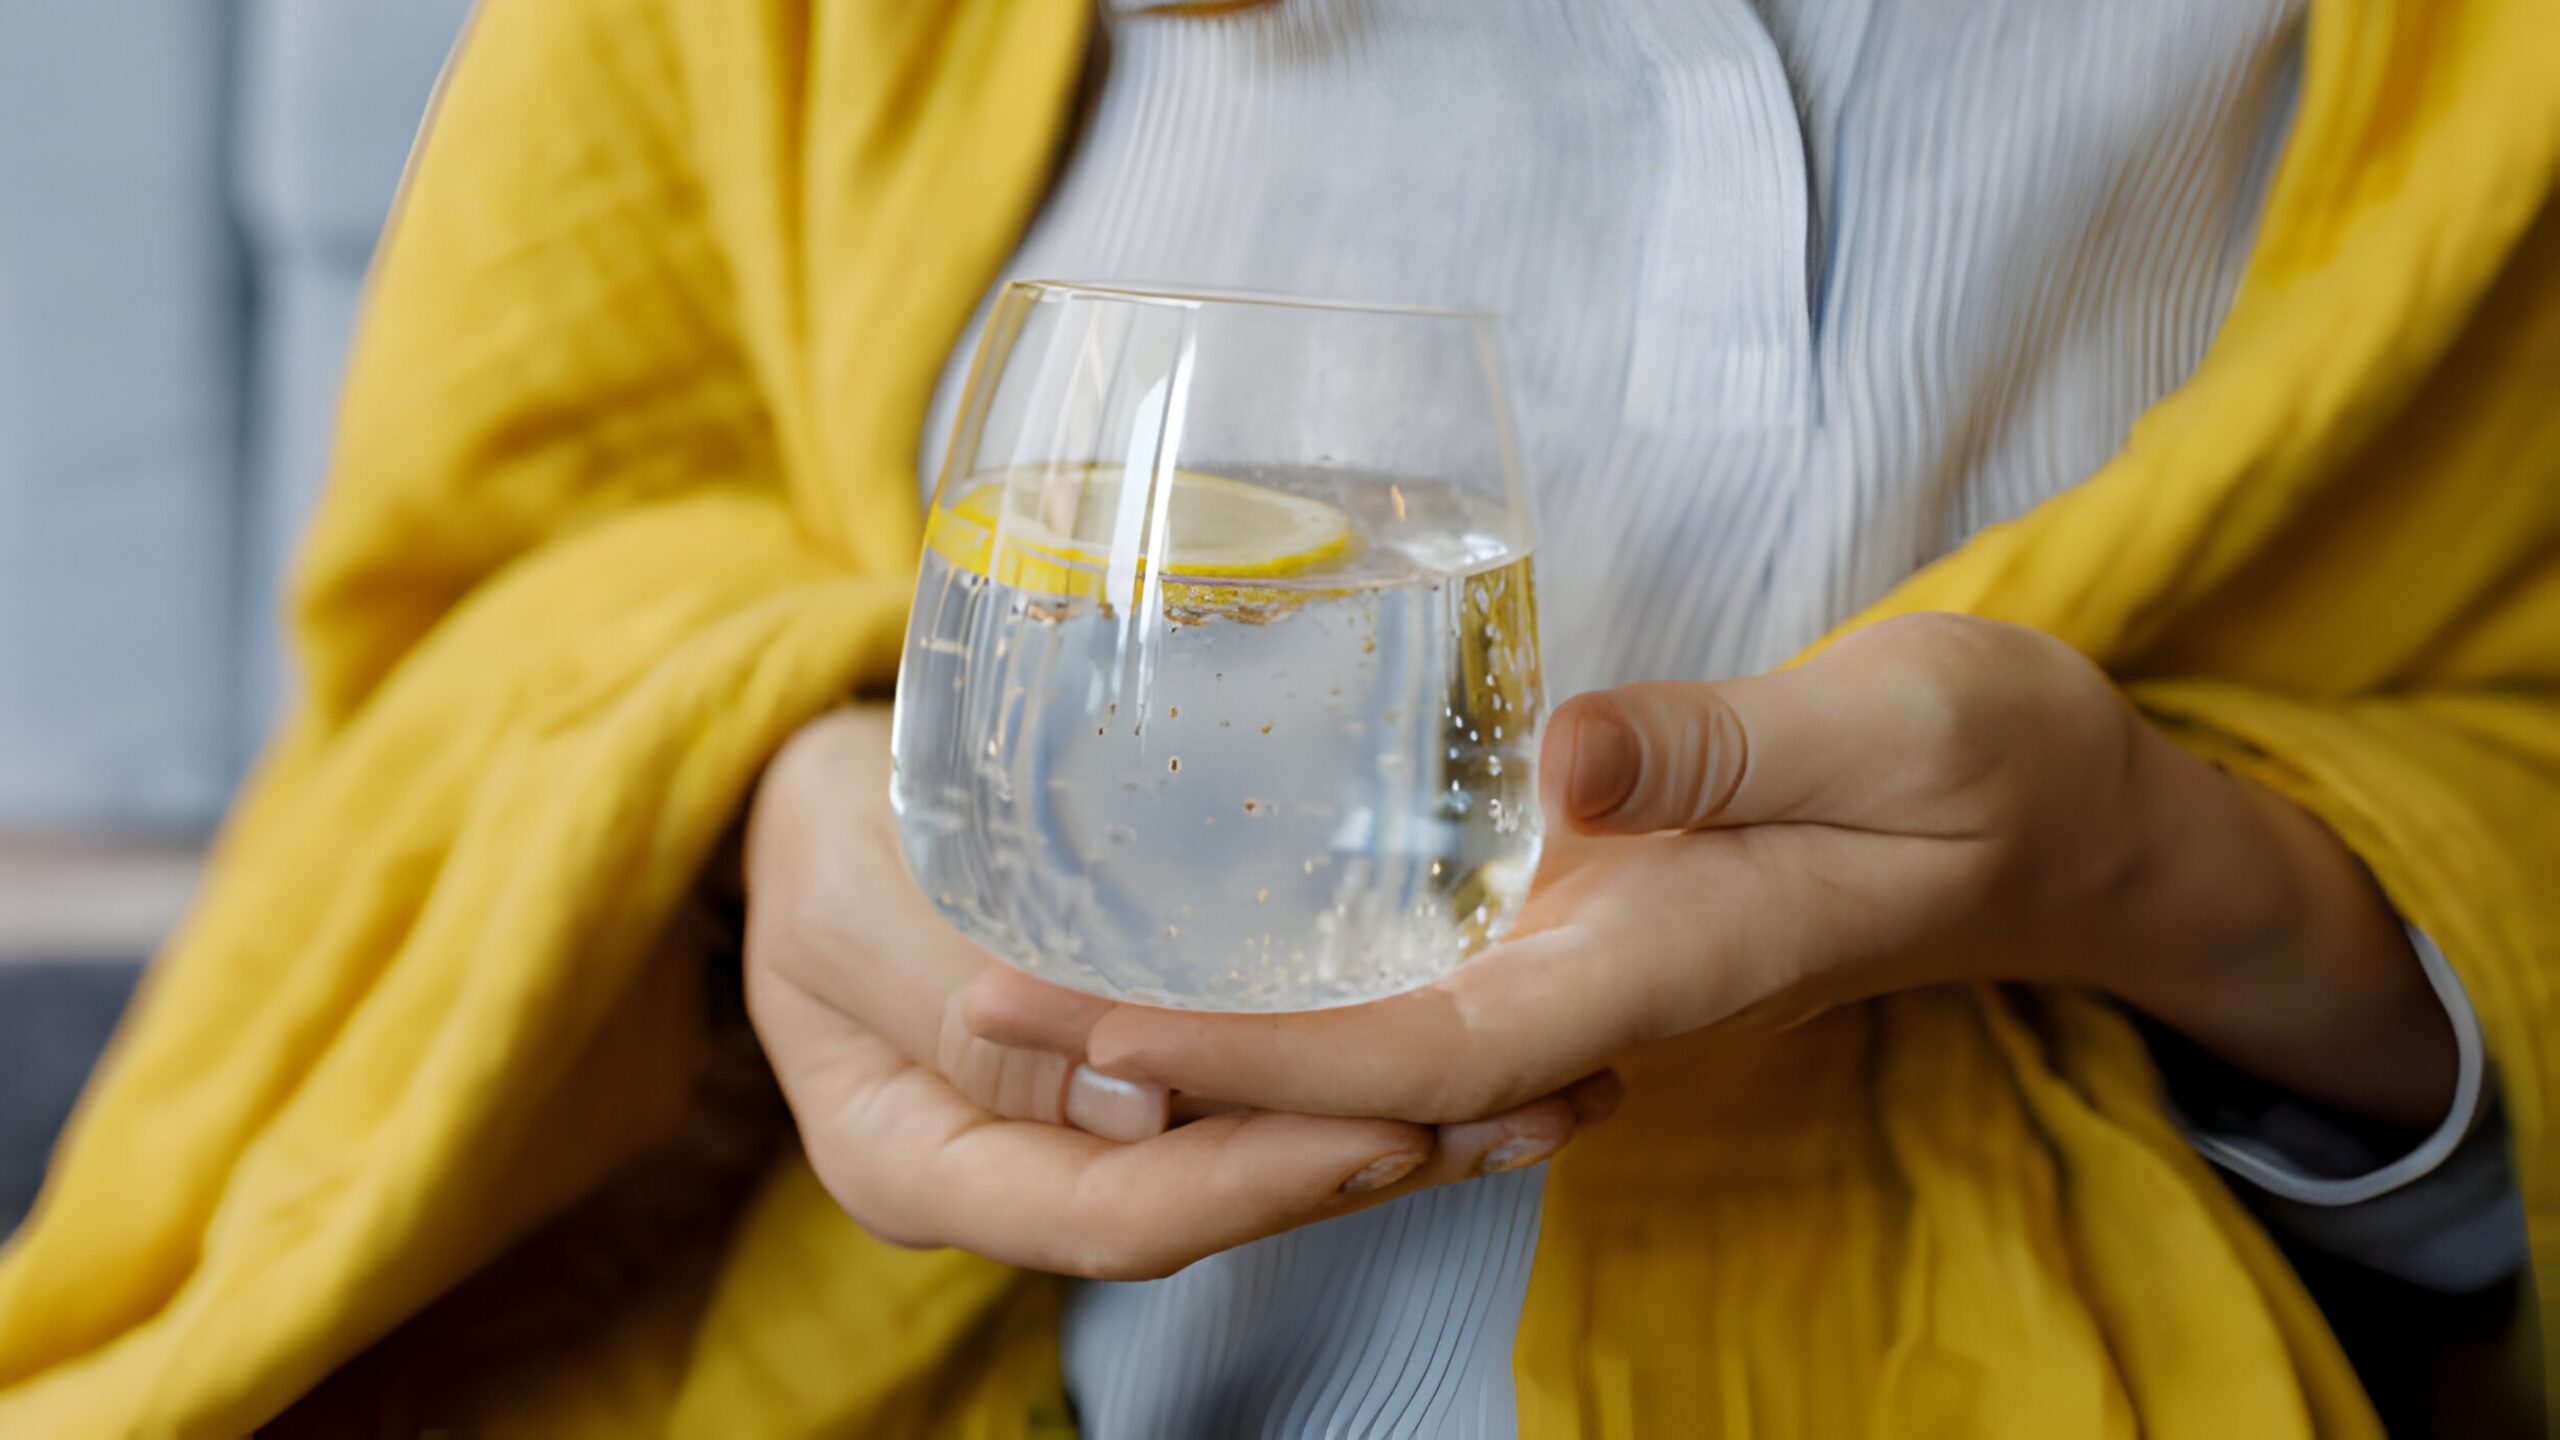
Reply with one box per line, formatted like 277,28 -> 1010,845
890,473 -> 1544,1012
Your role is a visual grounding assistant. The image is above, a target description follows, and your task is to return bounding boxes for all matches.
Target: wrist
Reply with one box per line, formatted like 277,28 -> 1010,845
2081,726 -> 2454,1127
2089,730 -> 2305,1008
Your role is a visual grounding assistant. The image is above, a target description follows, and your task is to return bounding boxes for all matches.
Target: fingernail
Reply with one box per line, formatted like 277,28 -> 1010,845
1565,709 -> 1642,821
1341,1151 -> 1427,1194
1065,1065 -> 1171,1142
1479,1137 -> 1561,1176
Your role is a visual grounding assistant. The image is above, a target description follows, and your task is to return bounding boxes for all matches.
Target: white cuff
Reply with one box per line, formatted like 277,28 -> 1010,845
2182,924 -> 2486,1207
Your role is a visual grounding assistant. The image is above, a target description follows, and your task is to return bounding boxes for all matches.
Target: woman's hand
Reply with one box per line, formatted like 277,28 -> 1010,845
963,614 -> 2456,1133
742,705 -> 1620,1281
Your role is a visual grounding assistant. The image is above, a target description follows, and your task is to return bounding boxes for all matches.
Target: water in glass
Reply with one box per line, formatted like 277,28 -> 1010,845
891,285 -> 1543,1011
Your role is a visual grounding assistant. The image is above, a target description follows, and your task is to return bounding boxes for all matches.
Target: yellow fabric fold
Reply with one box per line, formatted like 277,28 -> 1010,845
0,0 -> 2551,1435
0,1 -> 1088,1434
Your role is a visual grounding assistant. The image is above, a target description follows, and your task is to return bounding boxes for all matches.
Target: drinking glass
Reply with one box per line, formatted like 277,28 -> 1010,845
890,282 -> 1543,1012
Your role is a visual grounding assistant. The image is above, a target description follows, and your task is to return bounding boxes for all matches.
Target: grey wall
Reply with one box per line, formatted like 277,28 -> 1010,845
0,0 -> 471,835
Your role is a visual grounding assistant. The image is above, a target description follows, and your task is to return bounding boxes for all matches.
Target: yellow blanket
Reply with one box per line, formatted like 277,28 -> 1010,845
2,0 -> 2552,1434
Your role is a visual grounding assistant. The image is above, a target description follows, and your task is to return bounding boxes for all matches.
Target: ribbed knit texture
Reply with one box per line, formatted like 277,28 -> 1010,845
921,1 -> 2305,1433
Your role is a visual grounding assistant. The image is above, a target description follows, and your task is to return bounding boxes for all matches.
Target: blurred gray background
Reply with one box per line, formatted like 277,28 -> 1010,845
0,0 -> 473,1234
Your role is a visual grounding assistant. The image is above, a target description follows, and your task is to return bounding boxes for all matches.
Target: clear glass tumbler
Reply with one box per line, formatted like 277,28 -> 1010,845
891,282 -> 1543,1011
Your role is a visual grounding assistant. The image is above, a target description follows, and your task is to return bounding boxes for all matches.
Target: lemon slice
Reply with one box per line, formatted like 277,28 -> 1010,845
926,465 -> 1355,606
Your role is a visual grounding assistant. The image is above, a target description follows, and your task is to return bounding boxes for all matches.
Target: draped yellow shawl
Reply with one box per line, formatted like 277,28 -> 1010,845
3,1 -> 2554,1435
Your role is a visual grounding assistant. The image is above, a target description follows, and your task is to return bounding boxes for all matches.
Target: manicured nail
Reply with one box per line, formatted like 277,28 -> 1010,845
1341,1151 -> 1428,1194
1065,1065 -> 1171,1142
1565,709 -> 1642,821
1479,1137 -> 1560,1176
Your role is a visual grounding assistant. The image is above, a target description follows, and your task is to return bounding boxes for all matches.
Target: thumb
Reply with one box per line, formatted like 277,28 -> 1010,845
1542,671 -> 1849,835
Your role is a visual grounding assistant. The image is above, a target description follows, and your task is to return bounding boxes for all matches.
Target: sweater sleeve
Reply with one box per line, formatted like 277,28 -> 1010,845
2148,927 -> 2526,1293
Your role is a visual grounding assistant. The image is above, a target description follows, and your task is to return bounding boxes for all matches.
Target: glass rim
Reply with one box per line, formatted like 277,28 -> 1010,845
1005,278 -> 1497,323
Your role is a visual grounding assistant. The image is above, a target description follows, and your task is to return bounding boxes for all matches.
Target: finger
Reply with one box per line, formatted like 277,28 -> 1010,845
1174,1067 -> 1614,1137
826,1041 -> 1436,1276
1073,896 -> 1697,1122
1560,1067 -> 1628,1127
1170,1094 -> 1252,1122
959,967 -> 1607,1143
1542,673 -> 1845,835
748,710 -> 999,1067
947,1110 -> 1441,1278
767,956 -> 1590,1277
1385,1069 -> 1624,1190
1520,822 -> 1614,895
938,994 -> 1067,1121
924,1075 -> 1616,1274
764,970 -> 1439,1277
784,978 -> 1631,1277
960,966 -> 1117,1056
936,993 -> 1167,1140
